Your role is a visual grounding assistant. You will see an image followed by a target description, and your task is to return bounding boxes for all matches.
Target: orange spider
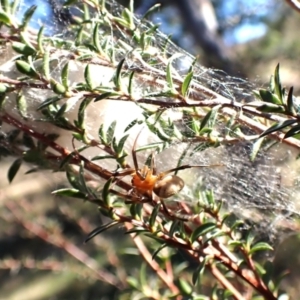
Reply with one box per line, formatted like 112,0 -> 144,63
112,130 -> 221,201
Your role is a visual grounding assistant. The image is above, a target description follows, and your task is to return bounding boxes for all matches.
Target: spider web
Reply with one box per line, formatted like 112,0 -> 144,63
2,0 -> 300,242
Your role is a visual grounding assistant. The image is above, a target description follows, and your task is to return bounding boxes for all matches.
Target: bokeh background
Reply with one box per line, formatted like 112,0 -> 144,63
1,0 -> 300,299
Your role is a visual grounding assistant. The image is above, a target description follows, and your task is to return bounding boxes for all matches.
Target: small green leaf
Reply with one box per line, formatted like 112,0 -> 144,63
102,177 -> 114,206
15,60 -> 38,77
141,3 -> 161,21
181,71 -> 193,97
174,145 -> 189,175
98,124 -> 107,144
114,58 -> 125,90
77,98 -> 92,130
256,103 -> 285,113
0,83 -> 7,93
75,25 -> 84,46
16,93 -> 27,118
128,71 -> 134,96
85,221 -> 119,243
52,188 -> 88,199
66,167 -> 81,190
0,10 -> 12,25
259,89 -> 281,105
20,32 -> 35,52
8,158 -> 22,183
52,81 -> 67,95
125,227 -> 147,235
168,220 -> 180,237
284,124 -> 300,139
124,119 -> 139,132
274,63 -> 283,104
200,105 -> 221,130
166,59 -> 175,93
152,243 -> 168,260
259,119 -> 297,138
139,263 -> 147,288
249,242 -> 273,255
37,96 -> 62,110
115,134 -> 129,155
12,42 -> 35,56
94,91 -> 120,102
93,23 -> 102,54
149,203 -> 161,229
84,64 -> 95,90
37,26 -> 44,53
286,86 -> 295,115
230,220 -> 244,232
166,53 -> 183,94
92,155 -> 115,161
250,137 -> 264,162
61,62 -> 70,89
130,203 -> 143,220
106,120 -> 117,145
42,49 -> 50,80
54,102 -> 67,118
21,5 -> 37,29
192,257 -> 208,285
178,279 -> 193,295
76,162 -> 89,195
126,277 -> 139,289
190,223 -> 216,243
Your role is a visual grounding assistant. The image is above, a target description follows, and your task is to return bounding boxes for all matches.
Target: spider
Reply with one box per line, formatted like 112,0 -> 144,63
111,130 -> 222,202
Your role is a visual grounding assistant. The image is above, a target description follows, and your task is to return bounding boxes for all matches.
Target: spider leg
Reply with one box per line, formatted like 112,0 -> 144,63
160,163 -> 223,176
111,168 -> 135,177
151,151 -> 158,175
132,128 -> 144,177
109,188 -> 150,203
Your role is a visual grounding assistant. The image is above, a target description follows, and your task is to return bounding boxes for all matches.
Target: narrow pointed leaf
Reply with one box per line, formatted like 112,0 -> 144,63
61,62 -> 70,89
102,177 -> 114,206
256,103 -> 285,113
114,58 -> 125,90
106,120 -> 117,144
149,203 -> 161,229
37,26 -> 44,53
200,105 -> 221,130
21,5 -> 37,29
52,188 -> 88,199
249,242 -> 273,255
8,158 -> 22,183
286,86 -> 295,115
181,71 -> 193,97
259,89 -> 281,105
93,23 -> 102,54
274,63 -> 283,104
94,91 -> 120,102
152,243 -> 168,260
284,124 -> 300,139
16,60 -> 37,77
141,3 -> 161,21
191,222 -> 216,243
42,49 -> 50,80
84,64 -> 95,90
16,93 -> 27,118
250,137 -> 264,162
259,119 -> 297,138
85,221 -> 119,243
116,134 -> 129,154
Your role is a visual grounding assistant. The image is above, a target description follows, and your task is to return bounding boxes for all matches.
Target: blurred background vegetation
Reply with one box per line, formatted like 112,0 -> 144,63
1,0 -> 300,299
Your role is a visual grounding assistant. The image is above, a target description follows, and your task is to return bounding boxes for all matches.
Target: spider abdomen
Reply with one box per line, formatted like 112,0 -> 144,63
153,175 -> 185,199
